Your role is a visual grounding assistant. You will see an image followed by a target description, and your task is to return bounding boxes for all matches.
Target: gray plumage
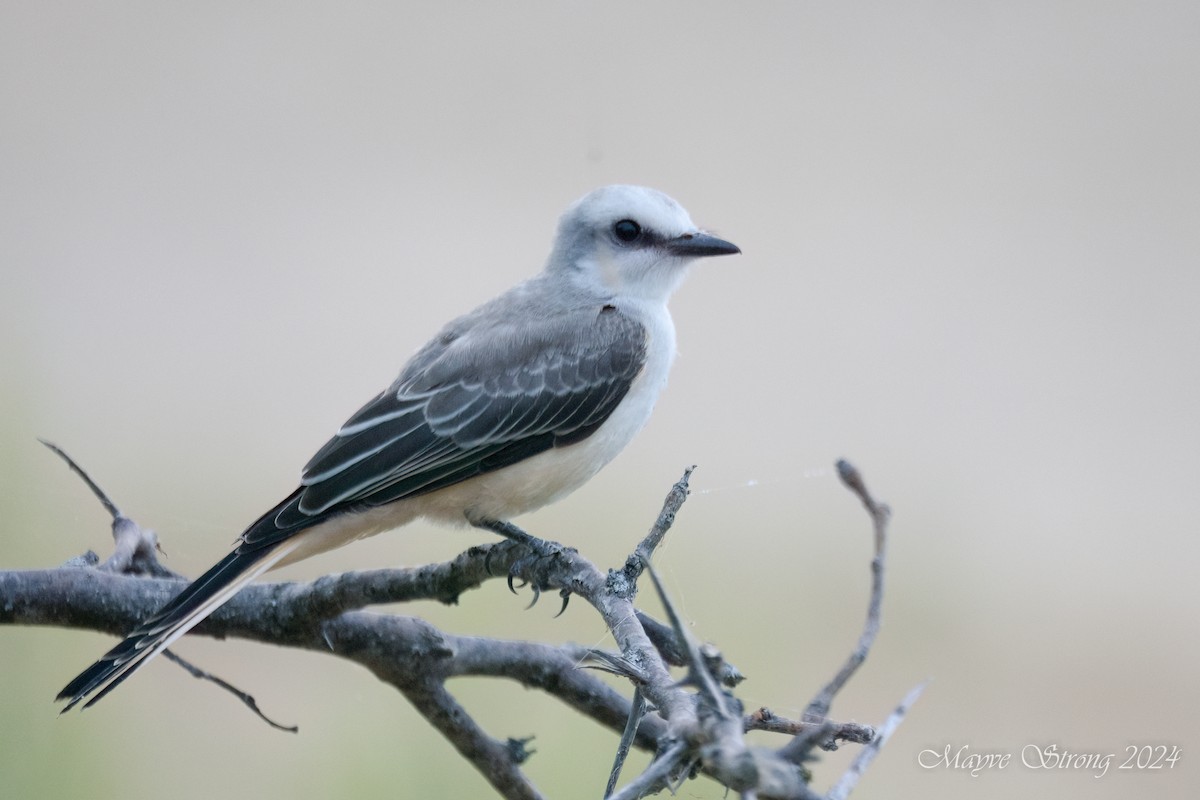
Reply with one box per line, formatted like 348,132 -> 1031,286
58,184 -> 739,711
283,302 -> 647,522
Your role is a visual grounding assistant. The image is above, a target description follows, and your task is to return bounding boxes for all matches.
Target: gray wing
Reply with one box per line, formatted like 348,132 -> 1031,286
245,304 -> 646,544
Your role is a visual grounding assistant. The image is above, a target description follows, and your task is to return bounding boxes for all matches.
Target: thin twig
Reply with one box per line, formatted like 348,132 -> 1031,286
40,440 -> 180,579
607,467 -> 694,601
39,439 -> 122,518
826,680 -> 927,800
607,740 -> 689,800
800,460 -> 891,724
744,707 -> 873,747
633,466 -> 694,564
605,687 -> 646,797
644,562 -> 730,720
160,649 -> 298,733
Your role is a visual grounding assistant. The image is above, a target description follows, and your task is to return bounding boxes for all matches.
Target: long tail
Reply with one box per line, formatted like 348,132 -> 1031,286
57,540 -> 299,712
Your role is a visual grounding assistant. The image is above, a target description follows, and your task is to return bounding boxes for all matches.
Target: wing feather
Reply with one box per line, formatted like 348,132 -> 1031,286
282,304 -> 646,524
302,408 -> 427,484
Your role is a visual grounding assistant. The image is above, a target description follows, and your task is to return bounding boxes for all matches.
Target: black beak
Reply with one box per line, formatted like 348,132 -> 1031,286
666,231 -> 741,258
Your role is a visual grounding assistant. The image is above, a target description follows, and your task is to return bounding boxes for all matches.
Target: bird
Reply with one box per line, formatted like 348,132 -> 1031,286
57,184 -> 740,711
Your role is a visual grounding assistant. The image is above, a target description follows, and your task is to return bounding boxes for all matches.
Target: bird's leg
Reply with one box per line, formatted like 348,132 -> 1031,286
472,518 -> 571,613
474,518 -> 557,552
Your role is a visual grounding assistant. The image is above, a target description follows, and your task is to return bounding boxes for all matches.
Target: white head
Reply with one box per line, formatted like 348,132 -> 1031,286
546,185 -> 739,303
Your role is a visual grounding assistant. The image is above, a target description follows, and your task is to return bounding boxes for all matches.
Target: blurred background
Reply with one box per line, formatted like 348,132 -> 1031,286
2,3 -> 1197,798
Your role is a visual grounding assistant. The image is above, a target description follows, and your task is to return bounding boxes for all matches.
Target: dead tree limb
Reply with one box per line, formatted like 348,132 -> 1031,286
2,448 -> 918,798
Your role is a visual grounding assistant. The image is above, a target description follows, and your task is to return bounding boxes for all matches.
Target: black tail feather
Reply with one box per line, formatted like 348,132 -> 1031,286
57,547 -> 274,711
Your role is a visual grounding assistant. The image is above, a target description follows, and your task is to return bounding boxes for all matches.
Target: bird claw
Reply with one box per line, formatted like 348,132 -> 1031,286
473,521 -> 574,612
523,584 -> 541,610
503,542 -> 574,613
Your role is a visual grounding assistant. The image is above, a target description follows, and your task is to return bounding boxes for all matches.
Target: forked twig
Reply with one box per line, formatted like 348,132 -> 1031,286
40,440 -> 181,579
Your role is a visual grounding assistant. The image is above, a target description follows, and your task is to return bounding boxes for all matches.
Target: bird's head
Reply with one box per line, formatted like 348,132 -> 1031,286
547,185 -> 740,303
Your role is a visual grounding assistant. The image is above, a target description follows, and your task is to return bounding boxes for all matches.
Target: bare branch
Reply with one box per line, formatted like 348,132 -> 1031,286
644,562 -> 731,721
278,541 -> 526,618
744,707 -> 873,748
606,466 -> 694,601
606,740 -> 690,800
605,687 -> 646,797
826,681 -> 927,800
401,678 -> 544,800
39,439 -> 122,519
4,454 -> 912,799
636,610 -> 744,688
451,639 -> 664,753
40,440 -> 182,579
631,467 -> 694,564
799,459 -> 892,726
160,649 -> 298,733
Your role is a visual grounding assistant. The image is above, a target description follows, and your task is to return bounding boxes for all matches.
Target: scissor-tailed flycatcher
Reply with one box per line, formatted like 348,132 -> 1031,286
58,184 -> 739,711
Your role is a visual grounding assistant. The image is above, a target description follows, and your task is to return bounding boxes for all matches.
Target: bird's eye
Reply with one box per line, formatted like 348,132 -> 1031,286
613,219 -> 641,243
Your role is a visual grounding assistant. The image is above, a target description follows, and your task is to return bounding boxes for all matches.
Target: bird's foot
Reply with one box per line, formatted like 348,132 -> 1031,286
474,519 -> 574,615
508,540 -> 574,615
